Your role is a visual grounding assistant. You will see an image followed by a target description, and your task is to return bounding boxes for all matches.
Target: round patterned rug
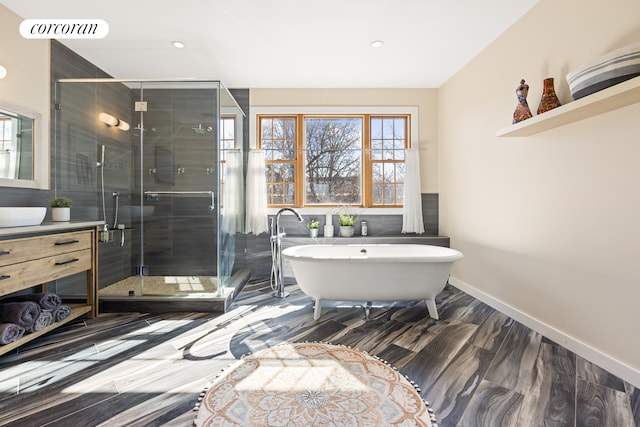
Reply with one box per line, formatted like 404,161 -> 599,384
194,342 -> 436,427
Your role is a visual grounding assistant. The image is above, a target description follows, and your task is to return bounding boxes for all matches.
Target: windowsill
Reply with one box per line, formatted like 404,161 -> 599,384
267,207 -> 403,215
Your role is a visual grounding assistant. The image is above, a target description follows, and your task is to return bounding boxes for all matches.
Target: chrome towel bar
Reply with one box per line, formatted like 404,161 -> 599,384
143,190 -> 215,210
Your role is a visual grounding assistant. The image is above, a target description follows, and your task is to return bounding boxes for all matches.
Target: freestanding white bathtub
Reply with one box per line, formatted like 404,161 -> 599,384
282,244 -> 463,320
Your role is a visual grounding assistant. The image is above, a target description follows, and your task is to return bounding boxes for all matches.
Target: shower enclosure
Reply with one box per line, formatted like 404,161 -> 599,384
54,79 -> 246,307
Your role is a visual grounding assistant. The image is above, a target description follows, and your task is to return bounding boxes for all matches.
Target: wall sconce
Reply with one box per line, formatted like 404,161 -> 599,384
0,65 -> 7,79
99,112 -> 129,131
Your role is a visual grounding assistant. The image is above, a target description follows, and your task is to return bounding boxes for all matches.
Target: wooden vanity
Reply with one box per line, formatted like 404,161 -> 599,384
0,221 -> 102,355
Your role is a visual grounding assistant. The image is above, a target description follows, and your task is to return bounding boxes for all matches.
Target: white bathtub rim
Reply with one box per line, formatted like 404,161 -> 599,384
282,244 -> 464,263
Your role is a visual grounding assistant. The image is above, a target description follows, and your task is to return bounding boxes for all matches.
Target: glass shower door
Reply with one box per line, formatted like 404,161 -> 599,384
133,81 -> 221,296
55,79 -> 244,302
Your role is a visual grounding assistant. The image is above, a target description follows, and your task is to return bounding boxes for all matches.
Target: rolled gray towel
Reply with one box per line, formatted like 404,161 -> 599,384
0,323 -> 25,345
0,301 -> 41,329
3,292 -> 61,310
52,305 -> 71,322
28,310 -> 53,333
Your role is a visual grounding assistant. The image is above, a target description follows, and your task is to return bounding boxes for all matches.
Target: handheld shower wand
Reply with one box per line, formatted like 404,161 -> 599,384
97,144 -> 105,168
98,145 -> 111,242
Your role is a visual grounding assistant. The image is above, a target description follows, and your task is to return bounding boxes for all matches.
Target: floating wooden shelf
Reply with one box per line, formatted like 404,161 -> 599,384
496,75 -> 640,137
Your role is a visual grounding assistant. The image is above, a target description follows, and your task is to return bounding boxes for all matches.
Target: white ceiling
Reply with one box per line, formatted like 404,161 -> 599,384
2,0 -> 539,88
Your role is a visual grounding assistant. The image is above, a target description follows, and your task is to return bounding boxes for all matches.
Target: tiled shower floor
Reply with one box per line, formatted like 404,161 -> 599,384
99,275 -> 218,296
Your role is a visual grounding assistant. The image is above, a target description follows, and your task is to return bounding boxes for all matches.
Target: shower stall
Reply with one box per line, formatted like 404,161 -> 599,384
54,79 -> 247,310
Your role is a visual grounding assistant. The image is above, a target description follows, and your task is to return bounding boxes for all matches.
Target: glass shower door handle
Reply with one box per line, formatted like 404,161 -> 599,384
143,190 -> 216,211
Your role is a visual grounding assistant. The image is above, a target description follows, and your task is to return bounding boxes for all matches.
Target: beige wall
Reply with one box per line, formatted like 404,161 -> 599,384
439,0 -> 640,385
0,4 -> 50,188
0,5 -> 49,139
251,88 -> 439,193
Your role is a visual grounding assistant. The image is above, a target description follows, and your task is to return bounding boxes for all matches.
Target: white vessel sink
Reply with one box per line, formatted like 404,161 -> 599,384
0,207 -> 47,228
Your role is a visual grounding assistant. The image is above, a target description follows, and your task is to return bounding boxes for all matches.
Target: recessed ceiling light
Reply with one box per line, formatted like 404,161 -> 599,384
172,41 -> 185,49
370,40 -> 384,48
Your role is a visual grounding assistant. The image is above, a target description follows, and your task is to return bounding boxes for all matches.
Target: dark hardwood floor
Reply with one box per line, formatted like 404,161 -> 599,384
0,281 -> 638,426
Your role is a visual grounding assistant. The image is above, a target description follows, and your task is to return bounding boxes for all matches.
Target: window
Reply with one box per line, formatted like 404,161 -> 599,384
219,116 -> 236,207
0,116 -> 14,179
370,116 -> 406,205
260,116 -> 297,205
258,114 -> 410,208
0,116 -> 11,150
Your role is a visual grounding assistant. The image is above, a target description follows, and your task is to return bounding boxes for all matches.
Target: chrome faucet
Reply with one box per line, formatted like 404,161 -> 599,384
270,207 -> 303,298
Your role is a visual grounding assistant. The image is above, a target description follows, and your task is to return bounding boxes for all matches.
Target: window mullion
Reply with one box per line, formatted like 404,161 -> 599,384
295,115 -> 304,208
363,115 -> 372,207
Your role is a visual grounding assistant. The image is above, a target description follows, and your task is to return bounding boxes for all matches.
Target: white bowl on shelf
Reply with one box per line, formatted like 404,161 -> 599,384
567,42 -> 640,100
0,207 -> 47,228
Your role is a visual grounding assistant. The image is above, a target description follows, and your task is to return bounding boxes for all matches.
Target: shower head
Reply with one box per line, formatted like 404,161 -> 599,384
192,124 -> 212,134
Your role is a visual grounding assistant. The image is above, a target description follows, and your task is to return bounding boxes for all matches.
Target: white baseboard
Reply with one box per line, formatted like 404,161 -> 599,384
448,276 -> 640,389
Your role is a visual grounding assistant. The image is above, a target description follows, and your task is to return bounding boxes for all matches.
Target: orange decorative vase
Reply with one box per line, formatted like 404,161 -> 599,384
537,77 -> 561,114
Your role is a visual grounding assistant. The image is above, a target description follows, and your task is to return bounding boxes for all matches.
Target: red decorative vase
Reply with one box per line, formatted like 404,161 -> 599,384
537,78 -> 561,114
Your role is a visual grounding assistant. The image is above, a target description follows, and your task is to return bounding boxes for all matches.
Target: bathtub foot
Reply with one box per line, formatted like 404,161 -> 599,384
313,299 -> 322,320
425,299 -> 439,320
353,302 -> 373,321
364,301 -> 372,321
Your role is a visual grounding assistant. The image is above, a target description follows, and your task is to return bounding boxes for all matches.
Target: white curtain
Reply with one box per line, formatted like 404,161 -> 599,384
402,148 -> 425,234
245,149 -> 269,234
221,149 -> 244,234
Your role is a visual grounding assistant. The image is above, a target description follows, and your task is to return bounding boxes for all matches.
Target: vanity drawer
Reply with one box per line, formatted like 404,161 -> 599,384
0,249 -> 92,296
0,231 -> 92,267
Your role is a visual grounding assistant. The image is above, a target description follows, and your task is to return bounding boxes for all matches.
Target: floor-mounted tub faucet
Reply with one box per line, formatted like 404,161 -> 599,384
270,208 -> 303,298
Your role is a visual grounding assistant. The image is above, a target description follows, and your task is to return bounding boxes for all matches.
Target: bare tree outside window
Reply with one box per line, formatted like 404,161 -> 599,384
371,117 -> 406,205
261,117 -> 297,205
304,117 -> 362,205
258,113 -> 409,208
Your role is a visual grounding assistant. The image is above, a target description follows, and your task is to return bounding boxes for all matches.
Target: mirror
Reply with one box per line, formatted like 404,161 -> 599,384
0,102 -> 46,189
0,108 -> 33,180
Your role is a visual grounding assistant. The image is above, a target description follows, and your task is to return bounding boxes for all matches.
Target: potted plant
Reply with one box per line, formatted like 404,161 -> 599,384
307,219 -> 320,238
337,206 -> 357,237
50,197 -> 72,221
